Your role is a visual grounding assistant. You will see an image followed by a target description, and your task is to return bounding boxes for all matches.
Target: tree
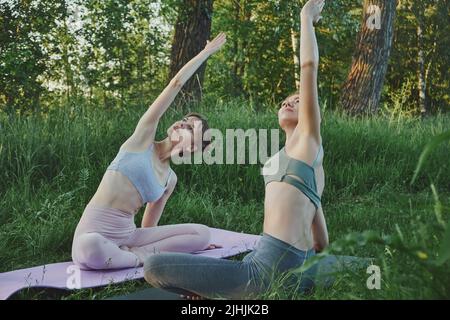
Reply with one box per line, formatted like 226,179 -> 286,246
385,0 -> 449,116
79,0 -> 170,107
0,1 -> 66,114
340,0 -> 397,115
414,1 -> 428,117
230,0 -> 251,97
290,1 -> 303,89
42,3 -> 81,104
168,0 -> 214,104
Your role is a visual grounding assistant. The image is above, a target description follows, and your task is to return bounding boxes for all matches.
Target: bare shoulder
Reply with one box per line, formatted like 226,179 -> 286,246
120,134 -> 153,153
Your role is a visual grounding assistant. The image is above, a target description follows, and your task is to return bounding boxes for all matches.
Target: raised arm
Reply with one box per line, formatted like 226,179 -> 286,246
127,33 -> 227,149
297,0 -> 324,142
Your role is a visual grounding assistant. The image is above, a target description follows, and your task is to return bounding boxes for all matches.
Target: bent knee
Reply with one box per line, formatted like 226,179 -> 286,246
191,224 -> 211,249
143,255 -> 167,287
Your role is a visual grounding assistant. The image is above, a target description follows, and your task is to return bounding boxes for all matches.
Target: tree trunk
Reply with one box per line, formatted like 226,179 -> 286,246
231,0 -> 243,96
340,0 -> 397,115
119,46 -> 125,107
417,23 -> 428,117
168,0 -> 214,105
62,19 -> 74,102
290,7 -> 300,89
230,0 -> 251,97
138,51 -> 144,102
415,4 -> 429,117
291,28 -> 300,89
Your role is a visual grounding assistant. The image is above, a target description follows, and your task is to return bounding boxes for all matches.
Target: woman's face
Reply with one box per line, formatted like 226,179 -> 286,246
167,116 -> 203,154
278,94 -> 300,129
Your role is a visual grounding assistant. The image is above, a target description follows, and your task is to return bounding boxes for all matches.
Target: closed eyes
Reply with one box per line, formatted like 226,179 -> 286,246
182,118 -> 194,132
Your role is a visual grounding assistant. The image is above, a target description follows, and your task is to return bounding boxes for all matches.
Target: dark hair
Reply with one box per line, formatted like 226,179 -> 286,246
184,112 -> 211,151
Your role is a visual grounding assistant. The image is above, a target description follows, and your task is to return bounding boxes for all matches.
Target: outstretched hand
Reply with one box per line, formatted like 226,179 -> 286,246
301,0 -> 325,24
202,32 -> 227,56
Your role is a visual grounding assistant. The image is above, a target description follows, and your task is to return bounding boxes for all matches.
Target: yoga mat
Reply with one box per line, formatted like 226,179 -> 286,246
0,228 -> 260,300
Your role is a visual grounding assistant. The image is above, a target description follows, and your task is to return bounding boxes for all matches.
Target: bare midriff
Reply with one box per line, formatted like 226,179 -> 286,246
88,170 -> 143,215
263,165 -> 324,251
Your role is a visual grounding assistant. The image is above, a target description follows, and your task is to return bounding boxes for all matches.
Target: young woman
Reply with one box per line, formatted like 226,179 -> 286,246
143,0 -> 329,298
71,33 -> 227,270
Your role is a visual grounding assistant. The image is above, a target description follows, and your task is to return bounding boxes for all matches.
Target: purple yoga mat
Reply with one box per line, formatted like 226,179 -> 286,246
0,228 -> 260,300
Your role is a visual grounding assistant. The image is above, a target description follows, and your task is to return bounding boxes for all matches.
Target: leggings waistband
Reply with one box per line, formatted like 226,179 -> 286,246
246,233 -> 315,275
259,233 -> 315,257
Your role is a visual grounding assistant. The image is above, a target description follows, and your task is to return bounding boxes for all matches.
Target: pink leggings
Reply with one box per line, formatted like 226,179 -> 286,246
72,205 -> 211,270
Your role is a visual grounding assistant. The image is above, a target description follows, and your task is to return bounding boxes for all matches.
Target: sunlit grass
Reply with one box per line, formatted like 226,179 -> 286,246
1,98 -> 449,299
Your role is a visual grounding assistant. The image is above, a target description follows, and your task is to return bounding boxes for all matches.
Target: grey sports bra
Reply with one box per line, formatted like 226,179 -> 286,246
262,146 -> 323,208
107,144 -> 172,203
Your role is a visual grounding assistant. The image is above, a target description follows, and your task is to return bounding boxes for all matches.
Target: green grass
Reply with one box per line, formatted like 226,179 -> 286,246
0,98 -> 449,299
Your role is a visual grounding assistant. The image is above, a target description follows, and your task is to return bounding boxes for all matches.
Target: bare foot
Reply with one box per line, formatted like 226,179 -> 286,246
206,244 -> 222,250
129,247 -> 147,265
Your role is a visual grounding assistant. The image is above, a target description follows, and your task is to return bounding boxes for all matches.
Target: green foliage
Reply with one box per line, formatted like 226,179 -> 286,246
0,0 -> 171,113
205,0 -> 361,104
411,130 -> 450,184
1,0 -> 449,114
75,0 -> 172,107
0,1 -> 67,114
387,0 -> 450,114
0,98 -> 449,299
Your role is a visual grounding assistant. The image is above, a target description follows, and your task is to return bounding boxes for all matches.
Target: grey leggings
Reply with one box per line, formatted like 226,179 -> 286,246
143,233 -> 317,299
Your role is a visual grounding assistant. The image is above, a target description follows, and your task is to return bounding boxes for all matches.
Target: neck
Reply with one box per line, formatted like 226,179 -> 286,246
154,137 -> 174,163
284,125 -> 296,145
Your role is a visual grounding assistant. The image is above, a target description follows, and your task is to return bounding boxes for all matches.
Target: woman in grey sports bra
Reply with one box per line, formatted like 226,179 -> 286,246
143,0 -> 330,299
71,33 -> 227,270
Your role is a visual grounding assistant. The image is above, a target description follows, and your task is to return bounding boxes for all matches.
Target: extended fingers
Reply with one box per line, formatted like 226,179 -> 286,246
211,32 -> 226,45
318,0 -> 325,11
319,0 -> 325,11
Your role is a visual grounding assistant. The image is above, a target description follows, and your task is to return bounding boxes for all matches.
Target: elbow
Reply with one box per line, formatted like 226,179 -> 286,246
170,77 -> 183,89
300,60 -> 318,70
314,241 -> 328,253
314,236 -> 329,253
